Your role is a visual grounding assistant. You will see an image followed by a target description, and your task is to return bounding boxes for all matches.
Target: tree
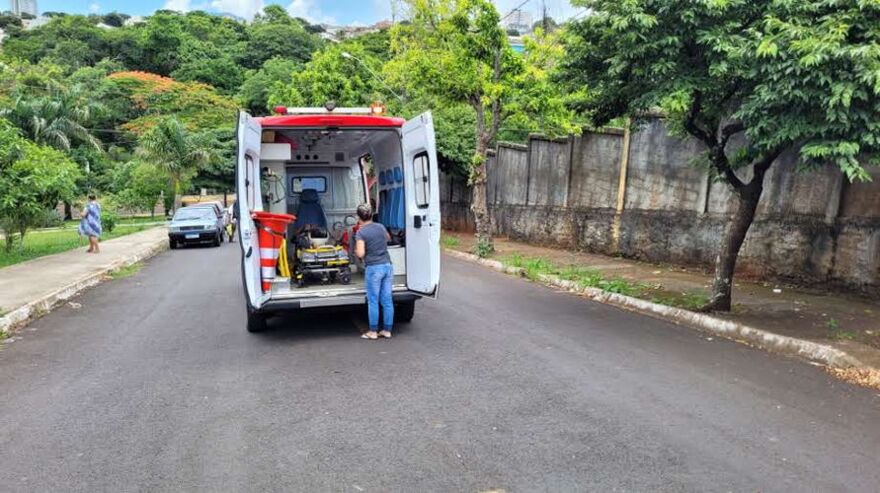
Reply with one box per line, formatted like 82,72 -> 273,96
242,6 -> 322,70
115,161 -> 169,217
238,57 -> 300,115
0,83 -> 104,153
386,0 -> 577,253
0,119 -> 80,251
559,0 -> 880,311
171,38 -> 245,93
136,117 -> 215,211
267,43 -> 384,107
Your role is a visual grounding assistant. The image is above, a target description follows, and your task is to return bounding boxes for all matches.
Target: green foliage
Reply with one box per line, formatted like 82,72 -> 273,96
472,236 -> 494,258
136,117 -> 217,208
243,11 -> 322,70
268,43 -> 384,107
0,119 -> 81,251
238,57 -> 300,114
441,234 -> 461,249
560,0 -> 880,182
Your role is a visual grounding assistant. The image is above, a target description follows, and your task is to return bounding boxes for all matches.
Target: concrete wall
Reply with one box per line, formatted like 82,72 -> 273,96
441,118 -> 880,295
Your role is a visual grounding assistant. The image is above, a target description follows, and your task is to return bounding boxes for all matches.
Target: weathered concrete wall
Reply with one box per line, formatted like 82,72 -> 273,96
527,137 -> 570,207
493,144 -> 529,205
568,131 -> 623,209
442,117 -> 880,294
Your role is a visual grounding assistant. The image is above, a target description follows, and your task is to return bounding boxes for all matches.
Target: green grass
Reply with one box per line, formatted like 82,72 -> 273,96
502,254 -> 645,297
109,262 -> 143,279
441,235 -> 461,249
830,330 -> 857,341
0,224 -> 153,268
0,329 -> 8,341
62,216 -> 167,228
650,291 -> 711,310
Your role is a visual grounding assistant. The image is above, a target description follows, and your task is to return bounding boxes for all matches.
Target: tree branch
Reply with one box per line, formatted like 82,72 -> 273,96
682,91 -> 716,149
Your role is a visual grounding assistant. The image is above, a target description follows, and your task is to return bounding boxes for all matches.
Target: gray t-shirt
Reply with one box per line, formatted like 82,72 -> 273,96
356,222 -> 392,266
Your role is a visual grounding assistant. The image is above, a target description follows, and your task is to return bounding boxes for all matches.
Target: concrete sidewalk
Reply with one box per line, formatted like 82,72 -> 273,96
0,227 -> 169,333
444,232 -> 880,374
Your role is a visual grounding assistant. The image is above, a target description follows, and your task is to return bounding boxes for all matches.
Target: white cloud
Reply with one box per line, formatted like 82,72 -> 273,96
210,0 -> 265,19
162,0 -> 192,12
286,0 -> 336,25
89,2 -> 100,13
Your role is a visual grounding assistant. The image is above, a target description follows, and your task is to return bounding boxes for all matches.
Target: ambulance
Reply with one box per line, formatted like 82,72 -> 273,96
236,103 -> 441,332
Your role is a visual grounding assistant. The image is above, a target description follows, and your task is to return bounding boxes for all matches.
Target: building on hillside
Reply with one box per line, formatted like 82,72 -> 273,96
123,16 -> 145,26
9,0 -> 38,17
502,9 -> 533,35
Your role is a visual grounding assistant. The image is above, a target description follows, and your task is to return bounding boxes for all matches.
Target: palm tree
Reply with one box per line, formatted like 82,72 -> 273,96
0,83 -> 104,152
136,117 -> 215,212
1,83 -> 105,219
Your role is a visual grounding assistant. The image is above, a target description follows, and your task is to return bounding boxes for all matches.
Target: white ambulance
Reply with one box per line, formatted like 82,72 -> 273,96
236,104 -> 441,332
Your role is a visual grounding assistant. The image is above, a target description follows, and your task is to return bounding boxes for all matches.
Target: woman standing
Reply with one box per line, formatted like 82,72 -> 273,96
354,203 -> 394,340
79,194 -> 102,254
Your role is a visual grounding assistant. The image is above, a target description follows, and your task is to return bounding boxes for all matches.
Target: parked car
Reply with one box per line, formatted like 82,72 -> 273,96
168,206 -> 224,248
186,201 -> 227,226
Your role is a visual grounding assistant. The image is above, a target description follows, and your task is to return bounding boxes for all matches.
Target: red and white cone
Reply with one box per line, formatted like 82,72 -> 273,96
252,211 -> 295,293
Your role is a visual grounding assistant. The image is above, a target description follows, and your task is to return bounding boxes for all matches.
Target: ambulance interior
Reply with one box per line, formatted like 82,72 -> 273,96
259,128 -> 407,297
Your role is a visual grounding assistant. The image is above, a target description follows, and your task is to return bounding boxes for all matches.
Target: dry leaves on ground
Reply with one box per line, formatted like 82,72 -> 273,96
827,367 -> 880,390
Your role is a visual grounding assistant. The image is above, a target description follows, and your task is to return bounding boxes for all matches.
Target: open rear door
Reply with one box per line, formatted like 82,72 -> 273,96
402,112 -> 441,296
236,111 -> 267,309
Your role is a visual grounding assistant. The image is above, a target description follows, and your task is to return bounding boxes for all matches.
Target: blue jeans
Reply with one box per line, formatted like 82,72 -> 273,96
365,263 -> 394,331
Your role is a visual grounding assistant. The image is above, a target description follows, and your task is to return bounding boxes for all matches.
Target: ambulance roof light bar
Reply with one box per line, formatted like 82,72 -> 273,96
273,101 -> 386,115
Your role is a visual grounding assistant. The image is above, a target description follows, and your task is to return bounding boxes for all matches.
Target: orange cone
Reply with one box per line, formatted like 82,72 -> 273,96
252,211 -> 295,293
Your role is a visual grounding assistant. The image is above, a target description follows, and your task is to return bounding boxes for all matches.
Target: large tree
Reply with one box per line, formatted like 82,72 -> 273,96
386,0 -> 577,253
136,117 -> 216,211
0,119 -> 80,251
560,0 -> 880,311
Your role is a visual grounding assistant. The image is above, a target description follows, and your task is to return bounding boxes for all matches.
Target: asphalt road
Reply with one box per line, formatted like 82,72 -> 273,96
1,245 -> 879,492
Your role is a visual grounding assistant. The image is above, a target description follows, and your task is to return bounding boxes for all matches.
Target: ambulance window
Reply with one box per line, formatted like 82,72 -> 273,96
246,155 -> 255,210
413,151 -> 430,209
291,176 -> 327,194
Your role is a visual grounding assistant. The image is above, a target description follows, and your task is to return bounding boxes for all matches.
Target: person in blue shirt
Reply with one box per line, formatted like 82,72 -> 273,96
78,194 -> 102,254
354,203 -> 394,340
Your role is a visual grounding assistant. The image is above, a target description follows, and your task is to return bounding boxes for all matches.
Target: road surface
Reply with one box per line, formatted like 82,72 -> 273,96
1,245 -> 878,492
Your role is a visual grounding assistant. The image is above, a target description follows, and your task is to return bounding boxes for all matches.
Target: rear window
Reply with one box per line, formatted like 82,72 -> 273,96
174,208 -> 214,221
291,176 -> 327,193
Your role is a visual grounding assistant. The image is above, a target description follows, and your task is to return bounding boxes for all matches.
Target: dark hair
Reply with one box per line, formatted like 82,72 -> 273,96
88,194 -> 97,200
356,203 -> 372,221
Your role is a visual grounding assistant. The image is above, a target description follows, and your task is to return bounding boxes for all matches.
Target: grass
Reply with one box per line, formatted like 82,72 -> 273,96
650,291 -> 711,310
502,254 -> 646,297
0,224 -> 154,268
62,216 -> 167,228
109,262 -> 143,279
441,235 -> 461,249
0,329 -> 7,341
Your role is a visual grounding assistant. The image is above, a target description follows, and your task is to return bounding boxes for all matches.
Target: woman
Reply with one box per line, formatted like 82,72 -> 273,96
354,203 -> 394,340
79,194 -> 102,254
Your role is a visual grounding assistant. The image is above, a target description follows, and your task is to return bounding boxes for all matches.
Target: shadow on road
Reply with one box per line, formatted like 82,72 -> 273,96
254,308 -> 365,342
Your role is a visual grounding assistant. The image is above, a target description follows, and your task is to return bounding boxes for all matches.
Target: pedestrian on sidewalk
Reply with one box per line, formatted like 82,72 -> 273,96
354,203 -> 394,340
78,193 -> 102,254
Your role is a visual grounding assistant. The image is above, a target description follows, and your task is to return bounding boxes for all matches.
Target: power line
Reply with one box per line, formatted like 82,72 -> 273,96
500,0 -> 535,22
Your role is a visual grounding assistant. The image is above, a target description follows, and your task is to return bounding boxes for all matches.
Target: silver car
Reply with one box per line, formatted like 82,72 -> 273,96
168,206 -> 225,249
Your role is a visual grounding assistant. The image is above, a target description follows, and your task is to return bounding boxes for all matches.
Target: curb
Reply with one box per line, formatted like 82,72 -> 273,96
0,231 -> 169,334
444,248 -> 876,371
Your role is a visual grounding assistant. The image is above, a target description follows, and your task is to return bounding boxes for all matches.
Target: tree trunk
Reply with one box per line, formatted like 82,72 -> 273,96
702,179 -> 764,312
171,176 -> 182,213
470,135 -> 493,253
63,201 -> 73,221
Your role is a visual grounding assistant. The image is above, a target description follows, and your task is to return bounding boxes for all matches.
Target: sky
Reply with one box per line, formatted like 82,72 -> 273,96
34,0 -> 580,27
